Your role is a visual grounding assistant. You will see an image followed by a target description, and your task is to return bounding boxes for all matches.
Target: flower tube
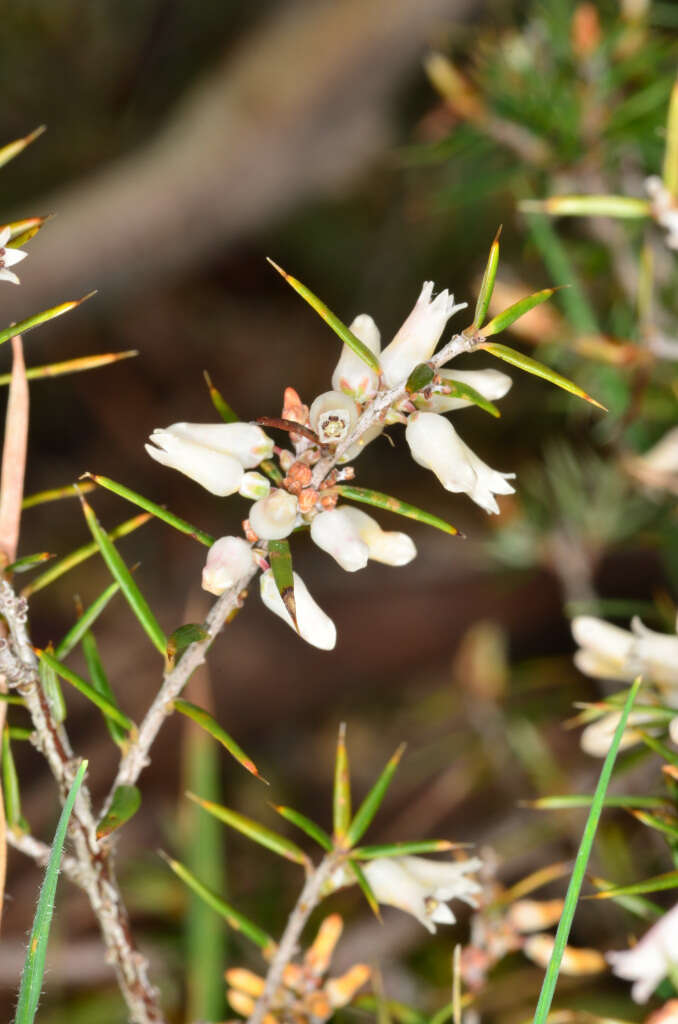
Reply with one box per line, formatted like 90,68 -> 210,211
380,281 -> 467,387
260,570 -> 336,650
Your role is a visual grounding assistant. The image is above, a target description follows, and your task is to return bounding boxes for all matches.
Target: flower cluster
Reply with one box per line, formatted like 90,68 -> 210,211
0,225 -> 27,285
147,281 -> 516,648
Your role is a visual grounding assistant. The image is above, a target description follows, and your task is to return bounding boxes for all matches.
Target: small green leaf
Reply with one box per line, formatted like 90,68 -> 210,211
435,375 -> 501,417
349,859 -> 381,921
36,648 -> 133,733
81,630 -> 128,747
5,552 -> 53,574
352,840 -> 460,859
268,539 -> 297,630
405,363 -> 435,395
346,743 -> 406,847
333,721 -> 352,843
55,581 -> 121,660
2,725 -> 22,829
480,342 -> 606,410
664,78 -> 678,198
333,485 -> 461,537
80,495 -> 167,656
0,694 -> 25,706
479,288 -> 558,338
22,511 -> 151,597
267,259 -> 381,375
186,793 -> 309,867
519,195 -> 651,219
22,481 -> 96,510
8,728 -> 33,741
161,852 -> 276,954
7,217 -> 49,248
203,370 -> 239,423
527,794 -> 668,810
0,293 -> 95,349
0,124 -> 44,169
38,644 -> 66,724
0,351 -> 138,387
473,226 -> 501,329
96,785 -> 141,838
167,625 -> 208,667
270,805 -> 332,851
14,759 -> 87,1024
173,699 -> 266,782
85,474 -> 214,547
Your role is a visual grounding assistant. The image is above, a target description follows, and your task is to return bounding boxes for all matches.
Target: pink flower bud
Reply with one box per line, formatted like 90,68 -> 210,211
201,536 -> 254,596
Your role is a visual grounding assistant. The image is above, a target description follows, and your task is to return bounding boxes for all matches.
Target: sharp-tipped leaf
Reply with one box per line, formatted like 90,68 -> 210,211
333,722 -> 351,843
436,376 -> 500,417
85,475 -> 214,547
38,645 -> 66,724
22,481 -> 96,510
55,581 -> 121,660
0,293 -> 95,349
5,552 -> 53,574
591,870 -> 678,900
479,288 -> 557,338
161,853 -> 275,954
14,759 -> 87,1024
186,793 -> 309,867
97,785 -> 141,839
173,700 -> 265,782
267,259 -> 381,375
80,496 -> 166,655
334,485 -> 461,537
270,805 -> 332,851
203,370 -> 238,423
352,840 -> 460,860
37,649 -> 133,733
480,342 -> 606,410
349,859 -> 381,921
2,726 -> 21,829
0,125 -> 44,169
81,630 -> 128,747
0,351 -> 138,387
346,744 -> 406,847
519,195 -> 651,218
268,539 -> 297,629
473,226 -> 501,328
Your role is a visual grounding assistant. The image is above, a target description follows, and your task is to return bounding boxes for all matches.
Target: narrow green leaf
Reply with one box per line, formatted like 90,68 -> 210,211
270,805 -> 332,851
333,721 -> 352,843
268,539 -> 297,629
85,474 -> 214,547
80,496 -> 167,656
349,859 -> 381,921
267,259 -> 381,375
161,852 -> 276,954
630,808 -> 678,841
173,700 -> 265,782
55,581 -> 121,660
8,728 -> 33,741
0,351 -> 138,387
22,511 -> 151,597
203,370 -> 238,422
0,695 -> 25,706
524,212 -> 599,335
333,485 -> 461,537
5,552 -> 53,574
664,78 -> 678,197
480,342 -> 606,410
588,875 -> 663,920
519,195 -> 651,219
7,218 -> 48,248
22,481 -> 96,510
436,375 -> 501,417
2,725 -> 22,828
167,625 -> 208,668
479,288 -> 558,338
473,226 -> 501,328
532,678 -> 642,1024
96,785 -> 141,838
37,648 -> 133,733
0,293 -> 95,349
38,644 -> 66,724
186,793 -> 309,867
637,731 -> 678,766
591,870 -> 678,900
346,743 -> 406,847
81,630 -> 128,747
527,794 -> 667,810
14,759 -> 87,1024
406,363 -> 435,395
0,125 -> 44,169
352,840 -> 460,859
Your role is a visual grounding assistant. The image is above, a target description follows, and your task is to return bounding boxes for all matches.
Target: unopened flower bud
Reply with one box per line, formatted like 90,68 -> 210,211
260,570 -> 336,650
201,536 -> 254,596
248,489 -> 298,540
331,314 -> 381,401
239,471 -> 270,500
309,391 -> 359,446
310,508 -> 370,572
380,281 -> 467,387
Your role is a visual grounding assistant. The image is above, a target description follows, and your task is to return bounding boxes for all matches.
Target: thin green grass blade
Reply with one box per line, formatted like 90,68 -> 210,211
519,195 -> 650,218
21,511 -> 151,597
80,496 -> 167,655
352,840 -> 460,859
38,645 -> 66,724
0,351 -> 138,386
267,259 -> 381,375
480,342 -> 606,410
81,630 -> 128,747
270,805 -> 332,851
186,793 -> 309,867
173,699 -> 266,782
85,474 -> 214,547
333,722 -> 352,843
590,870 -> 678,900
22,481 -> 96,510
588,875 -> 663,920
161,852 -> 276,955
346,743 -> 406,847
2,725 -> 22,828
0,293 -> 95,348
37,649 -> 133,733
96,785 -> 141,839
268,539 -> 297,630
531,677 -> 641,1024
0,125 -> 44,169
473,226 -> 501,328
14,760 -> 87,1024
333,485 -> 461,537
526,794 -> 667,810
5,553 -> 53,574
55,581 -> 121,660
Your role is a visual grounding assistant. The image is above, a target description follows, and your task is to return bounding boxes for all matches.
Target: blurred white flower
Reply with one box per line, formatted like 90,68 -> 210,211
635,426 -> 678,478
309,392 -> 359,446
579,709 -> 659,758
646,177 -> 678,250
238,471 -> 270,501
608,901 -> 678,1003
406,411 -> 515,514
340,506 -> 416,566
332,314 -> 381,401
249,489 -> 299,540
310,508 -> 369,572
361,856 -> 482,933
416,368 -> 513,414
201,536 -> 254,596
380,281 -> 467,387
0,226 -> 27,285
572,615 -> 678,692
260,569 -> 336,650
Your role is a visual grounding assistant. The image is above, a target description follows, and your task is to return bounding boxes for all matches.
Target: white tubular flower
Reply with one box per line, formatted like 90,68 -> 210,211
607,901 -> 678,1003
309,392 -> 359,446
380,281 -> 468,387
201,536 -> 254,596
0,226 -> 27,285
405,411 -> 515,514
416,368 -> 513,414
636,426 -> 678,478
340,506 -> 416,566
310,508 -> 369,572
161,422 -> 273,468
339,422 -> 384,464
632,616 -> 678,690
146,427 -> 244,496
580,710 -> 658,758
361,856 -> 482,934
249,489 -> 298,540
238,471 -> 270,500
260,570 -> 336,650
571,616 -> 636,682
646,176 -> 678,250
331,314 -> 381,401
